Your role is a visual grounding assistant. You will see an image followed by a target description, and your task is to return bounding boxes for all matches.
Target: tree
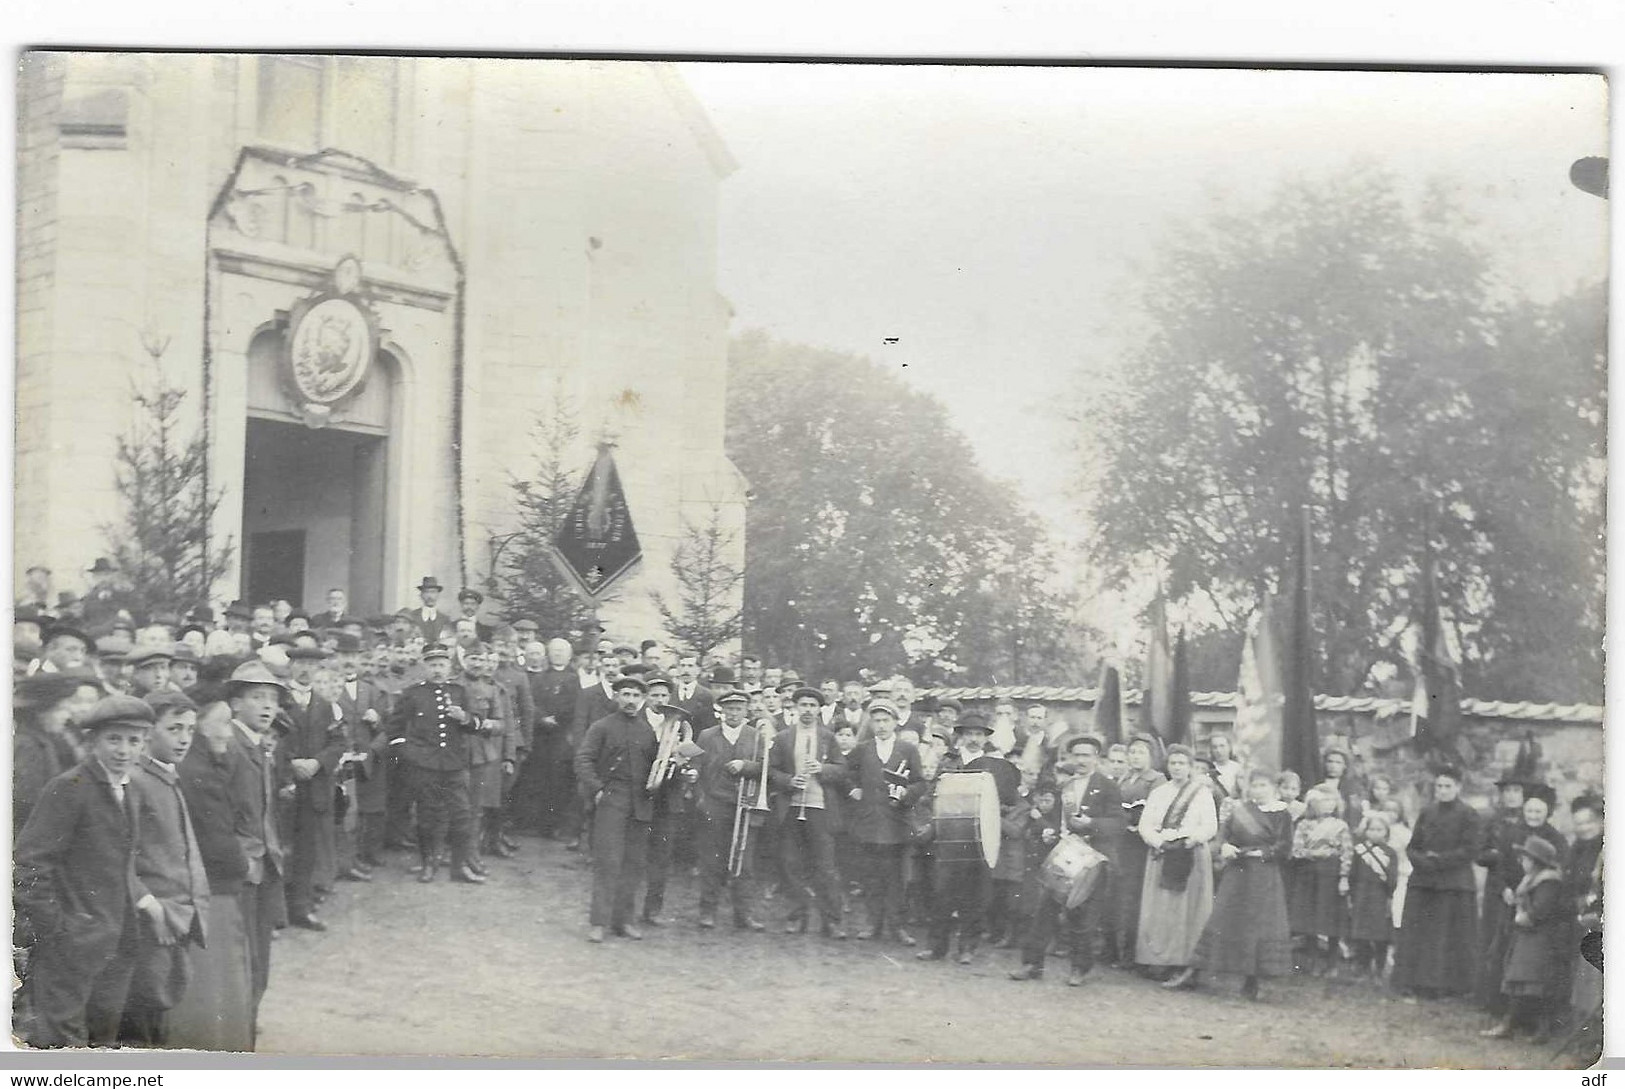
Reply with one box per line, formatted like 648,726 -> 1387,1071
726,330 -> 1097,684
102,332 -> 234,618
652,503 -> 745,663
1080,166 -> 1605,701
488,378 -> 597,637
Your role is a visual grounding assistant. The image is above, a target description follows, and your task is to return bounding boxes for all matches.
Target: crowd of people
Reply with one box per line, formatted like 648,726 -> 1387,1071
9,571 -> 1606,1058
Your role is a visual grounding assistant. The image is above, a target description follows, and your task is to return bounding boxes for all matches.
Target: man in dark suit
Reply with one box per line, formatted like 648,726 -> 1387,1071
1010,733 -> 1125,986
450,588 -> 496,646
843,698 -> 928,944
574,674 -> 660,942
771,687 -> 848,938
519,638 -> 578,838
920,712 -> 1021,965
669,654 -> 717,734
312,587 -> 350,631
399,576 -> 450,644
388,645 -> 485,884
280,646 -> 347,927
14,695 -> 152,1047
693,690 -> 771,931
332,632 -> 392,873
221,661 -> 288,1025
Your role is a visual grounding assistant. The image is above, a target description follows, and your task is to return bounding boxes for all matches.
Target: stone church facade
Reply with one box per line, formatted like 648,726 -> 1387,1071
17,53 -> 746,639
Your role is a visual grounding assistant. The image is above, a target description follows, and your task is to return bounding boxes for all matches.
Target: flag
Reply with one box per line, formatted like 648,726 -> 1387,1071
1280,508 -> 1320,786
1168,627 -> 1191,747
1233,595 -> 1284,764
1141,593 -> 1174,740
1093,661 -> 1123,746
1414,558 -> 1463,758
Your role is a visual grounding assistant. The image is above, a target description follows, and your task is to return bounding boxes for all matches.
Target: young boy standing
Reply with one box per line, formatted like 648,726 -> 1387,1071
14,695 -> 154,1047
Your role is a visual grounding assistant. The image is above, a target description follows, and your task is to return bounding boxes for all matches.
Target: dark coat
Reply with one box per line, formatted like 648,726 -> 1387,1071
527,667 -> 578,746
282,692 -> 347,814
672,682 -> 718,735
1060,769 -> 1127,865
14,726 -> 64,831
494,664 -> 536,752
398,606 -> 451,644
1407,798 -> 1483,892
767,723 -> 846,823
14,759 -> 140,954
1502,870 -> 1568,991
693,722 -> 773,817
177,740 -> 251,895
573,709 -> 661,823
844,736 -> 927,845
128,756 -> 210,944
572,679 -> 617,751
389,680 -> 482,772
226,722 -> 284,884
336,676 -> 392,811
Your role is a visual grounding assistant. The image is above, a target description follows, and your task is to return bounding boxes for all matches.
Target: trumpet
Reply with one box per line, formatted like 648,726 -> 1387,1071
728,726 -> 773,877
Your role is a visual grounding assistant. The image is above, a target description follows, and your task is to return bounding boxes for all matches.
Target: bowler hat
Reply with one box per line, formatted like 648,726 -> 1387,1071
170,644 -> 201,664
955,712 -> 992,734
332,633 -> 363,654
1516,835 -> 1562,870
790,686 -> 825,706
79,694 -> 155,733
225,660 -> 288,691
709,664 -> 737,684
417,576 -> 443,592
458,588 -> 484,604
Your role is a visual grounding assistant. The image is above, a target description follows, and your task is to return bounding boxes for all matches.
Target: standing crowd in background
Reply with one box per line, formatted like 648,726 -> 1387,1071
10,566 -> 1605,1056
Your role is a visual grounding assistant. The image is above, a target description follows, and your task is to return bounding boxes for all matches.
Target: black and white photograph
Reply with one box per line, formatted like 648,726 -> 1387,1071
8,47 -> 1609,1068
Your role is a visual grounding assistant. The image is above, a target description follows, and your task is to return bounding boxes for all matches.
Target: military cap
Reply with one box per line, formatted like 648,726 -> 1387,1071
144,689 -> 199,716
226,660 -> 288,691
790,686 -> 826,706
126,645 -> 174,668
458,588 -> 484,604
644,673 -> 675,692
512,618 -> 540,633
43,624 -> 91,647
955,712 -> 992,734
421,645 -> 452,662
612,674 -> 649,694
717,690 -> 750,705
80,694 -> 155,733
866,698 -> 901,720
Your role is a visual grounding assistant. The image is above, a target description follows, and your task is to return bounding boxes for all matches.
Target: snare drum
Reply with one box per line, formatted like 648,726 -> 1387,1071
1039,835 -> 1108,909
932,771 -> 1001,868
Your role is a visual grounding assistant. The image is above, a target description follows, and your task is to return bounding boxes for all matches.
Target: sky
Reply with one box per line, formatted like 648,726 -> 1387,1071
680,65 -> 1610,571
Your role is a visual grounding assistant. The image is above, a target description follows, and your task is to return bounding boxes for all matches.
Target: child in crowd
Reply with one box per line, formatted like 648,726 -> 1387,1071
1276,770 -> 1306,821
1290,784 -> 1352,975
1345,813 -> 1399,980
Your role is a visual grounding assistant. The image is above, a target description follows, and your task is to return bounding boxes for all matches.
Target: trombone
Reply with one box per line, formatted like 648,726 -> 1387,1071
728,726 -> 773,876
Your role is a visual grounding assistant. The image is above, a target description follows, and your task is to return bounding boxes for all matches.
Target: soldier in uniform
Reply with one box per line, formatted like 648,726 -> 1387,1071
388,645 -> 485,884
574,674 -> 659,942
461,645 -> 514,870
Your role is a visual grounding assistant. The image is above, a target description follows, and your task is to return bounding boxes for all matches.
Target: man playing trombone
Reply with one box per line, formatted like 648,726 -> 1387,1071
693,690 -> 772,931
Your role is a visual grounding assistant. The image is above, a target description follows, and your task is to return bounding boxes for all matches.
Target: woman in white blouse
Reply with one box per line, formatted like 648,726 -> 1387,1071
1137,744 -> 1220,987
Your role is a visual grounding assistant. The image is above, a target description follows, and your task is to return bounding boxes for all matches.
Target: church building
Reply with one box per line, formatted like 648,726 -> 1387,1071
16,53 -> 747,638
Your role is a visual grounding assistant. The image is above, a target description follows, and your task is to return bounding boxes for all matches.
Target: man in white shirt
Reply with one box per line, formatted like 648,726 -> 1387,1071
400,576 -> 450,644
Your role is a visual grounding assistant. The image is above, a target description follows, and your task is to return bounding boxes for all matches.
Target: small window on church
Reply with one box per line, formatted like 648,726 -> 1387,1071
257,55 -> 325,151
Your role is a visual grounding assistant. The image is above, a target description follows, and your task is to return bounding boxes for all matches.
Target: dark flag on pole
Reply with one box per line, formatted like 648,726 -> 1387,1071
1168,627 -> 1191,748
1093,662 -> 1123,746
1412,558 -> 1464,760
1280,508 -> 1320,787
550,444 -> 643,601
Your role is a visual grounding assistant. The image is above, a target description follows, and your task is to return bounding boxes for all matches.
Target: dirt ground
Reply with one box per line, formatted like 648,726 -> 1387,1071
257,834 -> 1582,1066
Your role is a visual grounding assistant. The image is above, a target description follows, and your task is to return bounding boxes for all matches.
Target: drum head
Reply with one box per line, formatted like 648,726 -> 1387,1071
977,773 -> 1001,868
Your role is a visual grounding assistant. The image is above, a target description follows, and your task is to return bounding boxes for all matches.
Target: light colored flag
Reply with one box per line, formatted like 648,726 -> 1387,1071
1233,596 -> 1285,766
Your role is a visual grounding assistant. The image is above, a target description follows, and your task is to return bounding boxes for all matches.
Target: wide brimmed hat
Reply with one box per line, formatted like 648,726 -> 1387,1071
1516,835 -> 1562,870
226,660 -> 288,691
417,576 -> 444,592
954,712 -> 992,734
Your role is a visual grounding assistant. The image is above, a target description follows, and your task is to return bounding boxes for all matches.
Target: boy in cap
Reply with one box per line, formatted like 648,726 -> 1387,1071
126,645 -> 174,698
844,697 -> 927,945
119,690 -> 210,1046
15,695 -> 154,1046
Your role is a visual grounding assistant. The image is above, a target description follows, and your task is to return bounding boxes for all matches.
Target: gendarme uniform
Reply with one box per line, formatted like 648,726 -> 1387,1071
387,647 -> 484,883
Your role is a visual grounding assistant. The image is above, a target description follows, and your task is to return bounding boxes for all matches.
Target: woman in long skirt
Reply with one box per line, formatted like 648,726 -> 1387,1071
1112,735 -> 1166,967
1392,765 -> 1483,999
1190,769 -> 1293,999
1137,745 -> 1218,986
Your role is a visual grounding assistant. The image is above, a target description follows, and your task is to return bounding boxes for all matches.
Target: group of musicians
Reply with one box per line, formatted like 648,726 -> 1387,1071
575,664 -> 1114,983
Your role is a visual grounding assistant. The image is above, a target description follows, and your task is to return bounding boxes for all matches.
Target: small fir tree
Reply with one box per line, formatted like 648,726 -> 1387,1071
653,502 -> 744,664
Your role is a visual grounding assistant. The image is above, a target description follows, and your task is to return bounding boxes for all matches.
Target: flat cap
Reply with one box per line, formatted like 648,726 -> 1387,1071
717,690 -> 750,705
80,694 -> 155,733
511,618 -> 540,633
866,698 -> 900,720
790,686 -> 826,706
611,674 -> 648,693
126,645 -> 174,668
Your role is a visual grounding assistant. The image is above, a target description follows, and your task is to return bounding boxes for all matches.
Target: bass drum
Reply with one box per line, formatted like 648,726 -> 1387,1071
932,771 -> 1001,869
1039,835 -> 1108,909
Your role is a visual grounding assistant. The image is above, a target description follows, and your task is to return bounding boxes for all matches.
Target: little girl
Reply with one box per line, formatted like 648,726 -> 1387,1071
1345,813 -> 1399,980
1276,770 -> 1307,821
1290,785 -> 1352,975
